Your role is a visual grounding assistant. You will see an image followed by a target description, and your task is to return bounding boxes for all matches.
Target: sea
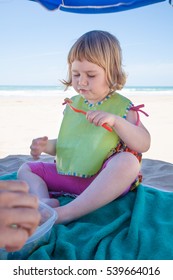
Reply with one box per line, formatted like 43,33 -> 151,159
0,85 -> 173,97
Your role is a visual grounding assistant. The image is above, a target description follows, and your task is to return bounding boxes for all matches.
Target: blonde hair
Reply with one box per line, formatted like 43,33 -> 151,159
62,30 -> 127,91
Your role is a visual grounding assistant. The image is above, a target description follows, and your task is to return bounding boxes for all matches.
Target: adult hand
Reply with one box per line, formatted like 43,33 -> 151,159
0,180 -> 41,252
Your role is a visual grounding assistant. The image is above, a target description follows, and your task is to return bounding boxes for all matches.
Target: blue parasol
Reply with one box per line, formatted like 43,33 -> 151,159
29,0 -> 172,13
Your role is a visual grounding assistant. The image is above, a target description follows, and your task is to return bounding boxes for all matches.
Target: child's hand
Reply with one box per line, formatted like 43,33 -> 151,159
86,110 -> 116,129
30,136 -> 48,159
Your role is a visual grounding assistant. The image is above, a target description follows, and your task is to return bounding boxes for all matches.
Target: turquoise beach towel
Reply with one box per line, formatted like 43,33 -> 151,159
1,172 -> 173,260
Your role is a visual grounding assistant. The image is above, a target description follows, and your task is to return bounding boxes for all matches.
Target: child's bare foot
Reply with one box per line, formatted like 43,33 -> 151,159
42,198 -> 60,208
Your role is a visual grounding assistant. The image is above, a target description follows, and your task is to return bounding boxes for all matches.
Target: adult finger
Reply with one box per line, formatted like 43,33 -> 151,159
0,192 -> 39,208
0,208 -> 41,235
0,180 -> 29,193
0,226 -> 29,252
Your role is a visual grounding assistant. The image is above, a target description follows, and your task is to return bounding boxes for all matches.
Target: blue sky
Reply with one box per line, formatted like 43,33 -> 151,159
0,0 -> 172,86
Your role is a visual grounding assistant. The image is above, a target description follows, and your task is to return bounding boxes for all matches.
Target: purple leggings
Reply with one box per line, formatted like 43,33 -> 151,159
27,156 -> 131,196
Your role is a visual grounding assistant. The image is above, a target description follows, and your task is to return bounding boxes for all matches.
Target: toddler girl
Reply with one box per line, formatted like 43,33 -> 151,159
18,30 -> 150,224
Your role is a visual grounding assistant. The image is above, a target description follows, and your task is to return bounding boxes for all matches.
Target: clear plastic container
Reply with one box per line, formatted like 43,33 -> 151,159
0,202 -> 57,260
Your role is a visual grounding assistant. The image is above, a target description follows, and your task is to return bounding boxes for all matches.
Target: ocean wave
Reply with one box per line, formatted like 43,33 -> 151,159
0,86 -> 173,97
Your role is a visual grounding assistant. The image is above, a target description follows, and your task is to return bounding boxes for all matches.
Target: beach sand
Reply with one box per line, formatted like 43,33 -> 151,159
0,93 -> 173,163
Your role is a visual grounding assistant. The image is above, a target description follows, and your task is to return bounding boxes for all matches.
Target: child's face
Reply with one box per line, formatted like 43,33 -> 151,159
71,60 -> 110,104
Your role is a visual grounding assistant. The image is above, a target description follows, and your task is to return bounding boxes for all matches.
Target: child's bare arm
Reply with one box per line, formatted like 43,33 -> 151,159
30,137 -> 57,159
86,110 -> 150,153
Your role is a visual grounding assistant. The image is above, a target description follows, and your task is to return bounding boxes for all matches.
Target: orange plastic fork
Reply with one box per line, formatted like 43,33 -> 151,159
63,98 -> 112,132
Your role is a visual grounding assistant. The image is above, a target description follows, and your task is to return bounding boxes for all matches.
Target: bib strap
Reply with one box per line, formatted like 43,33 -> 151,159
130,104 -> 149,126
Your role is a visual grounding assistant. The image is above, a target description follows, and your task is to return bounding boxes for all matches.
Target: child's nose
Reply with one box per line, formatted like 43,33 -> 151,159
78,76 -> 87,86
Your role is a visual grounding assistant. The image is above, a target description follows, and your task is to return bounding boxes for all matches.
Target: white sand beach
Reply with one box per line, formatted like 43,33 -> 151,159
0,93 -> 173,163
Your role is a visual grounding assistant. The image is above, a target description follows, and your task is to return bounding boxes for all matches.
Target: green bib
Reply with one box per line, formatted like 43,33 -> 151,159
56,92 -> 132,177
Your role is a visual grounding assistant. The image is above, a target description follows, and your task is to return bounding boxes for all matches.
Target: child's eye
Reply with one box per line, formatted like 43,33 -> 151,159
72,73 -> 80,77
87,75 -> 95,78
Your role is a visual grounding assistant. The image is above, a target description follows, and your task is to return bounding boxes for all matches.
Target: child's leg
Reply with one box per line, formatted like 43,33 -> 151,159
17,161 -> 96,206
17,163 -> 59,207
55,152 -> 140,224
